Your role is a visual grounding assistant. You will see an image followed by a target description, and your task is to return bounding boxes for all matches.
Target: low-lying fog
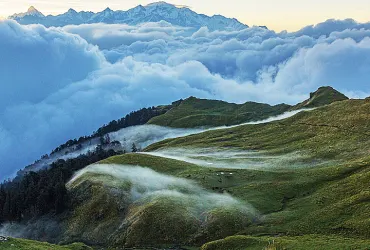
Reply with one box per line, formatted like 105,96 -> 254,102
143,148 -> 311,170
69,164 -> 257,216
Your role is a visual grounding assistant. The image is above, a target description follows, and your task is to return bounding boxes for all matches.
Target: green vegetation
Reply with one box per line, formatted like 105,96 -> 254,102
148,87 -> 348,128
99,153 -> 202,175
146,99 -> 370,162
98,152 -> 370,239
65,161 -> 257,247
64,181 -> 127,246
148,97 -> 291,128
201,235 -> 370,250
0,148 -> 118,223
2,87 -> 367,249
292,86 -> 349,110
142,98 -> 370,244
0,238 -> 91,250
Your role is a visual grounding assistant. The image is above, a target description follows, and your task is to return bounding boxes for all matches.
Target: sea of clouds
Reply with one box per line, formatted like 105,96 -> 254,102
1,18 -> 370,178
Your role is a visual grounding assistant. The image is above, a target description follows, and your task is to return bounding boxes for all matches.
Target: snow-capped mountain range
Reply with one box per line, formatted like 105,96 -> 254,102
9,2 -> 248,30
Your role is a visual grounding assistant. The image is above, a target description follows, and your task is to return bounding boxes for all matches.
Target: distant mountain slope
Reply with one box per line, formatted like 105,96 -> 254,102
9,2 -> 248,30
148,87 -> 349,128
148,97 -> 291,128
291,86 -> 349,110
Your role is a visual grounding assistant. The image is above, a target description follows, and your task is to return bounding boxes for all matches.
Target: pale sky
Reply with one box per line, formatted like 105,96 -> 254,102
1,0 -> 370,31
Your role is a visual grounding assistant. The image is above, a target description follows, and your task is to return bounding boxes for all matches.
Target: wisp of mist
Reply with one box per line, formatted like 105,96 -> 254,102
68,164 -> 258,218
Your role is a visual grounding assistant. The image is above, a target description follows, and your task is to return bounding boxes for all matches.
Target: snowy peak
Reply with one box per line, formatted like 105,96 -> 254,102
28,6 -> 38,12
146,1 -> 175,7
9,2 -> 249,31
10,6 -> 44,19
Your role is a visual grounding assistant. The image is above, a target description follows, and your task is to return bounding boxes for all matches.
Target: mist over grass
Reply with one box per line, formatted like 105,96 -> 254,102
65,163 -> 260,246
144,148 -> 320,170
68,164 -> 257,216
208,108 -> 315,131
110,124 -> 204,150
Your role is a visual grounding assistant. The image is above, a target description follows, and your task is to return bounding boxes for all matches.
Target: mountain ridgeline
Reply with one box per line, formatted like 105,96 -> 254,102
148,97 -> 291,128
148,86 -> 349,127
9,2 -> 248,31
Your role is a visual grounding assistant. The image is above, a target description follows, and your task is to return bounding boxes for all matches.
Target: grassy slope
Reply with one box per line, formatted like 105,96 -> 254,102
0,238 -> 91,250
142,99 -> 370,245
96,153 -> 370,248
99,153 -> 202,175
148,97 -> 291,128
65,97 -> 370,249
148,87 -> 348,129
67,155 -> 257,247
146,99 -> 370,161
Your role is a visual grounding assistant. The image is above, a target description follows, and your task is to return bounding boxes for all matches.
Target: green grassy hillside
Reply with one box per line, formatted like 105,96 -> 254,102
146,99 -> 370,162
0,238 -> 91,250
148,87 -> 348,128
65,156 -> 257,247
142,98 -> 370,245
96,152 -> 370,240
33,90 -> 368,249
148,97 -> 291,128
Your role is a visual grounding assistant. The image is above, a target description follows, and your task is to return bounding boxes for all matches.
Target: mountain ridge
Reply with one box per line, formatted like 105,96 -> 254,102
291,86 -> 349,110
9,2 -> 248,30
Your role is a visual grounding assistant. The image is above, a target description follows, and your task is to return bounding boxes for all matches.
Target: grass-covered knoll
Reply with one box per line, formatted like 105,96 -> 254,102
201,235 -> 370,250
64,180 -> 127,246
148,96 -> 291,128
97,152 -> 370,239
0,238 -> 91,250
292,86 -> 349,110
65,163 -> 257,247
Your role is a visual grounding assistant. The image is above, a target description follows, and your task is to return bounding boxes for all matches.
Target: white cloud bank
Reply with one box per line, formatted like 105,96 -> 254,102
1,18 -> 370,178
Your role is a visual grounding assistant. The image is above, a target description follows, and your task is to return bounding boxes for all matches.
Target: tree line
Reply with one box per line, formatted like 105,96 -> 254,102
0,147 -> 119,223
51,106 -> 172,155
